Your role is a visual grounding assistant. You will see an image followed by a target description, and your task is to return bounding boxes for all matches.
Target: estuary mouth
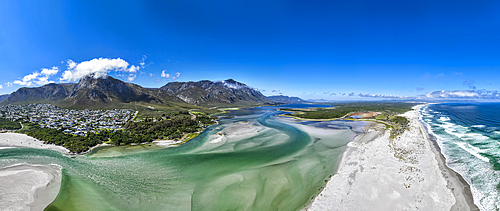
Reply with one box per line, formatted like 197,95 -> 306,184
0,105 -> 360,211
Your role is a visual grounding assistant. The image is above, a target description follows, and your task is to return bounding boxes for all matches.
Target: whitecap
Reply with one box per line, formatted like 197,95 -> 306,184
454,142 -> 489,162
471,125 -> 486,128
439,116 -> 451,122
461,133 -> 489,142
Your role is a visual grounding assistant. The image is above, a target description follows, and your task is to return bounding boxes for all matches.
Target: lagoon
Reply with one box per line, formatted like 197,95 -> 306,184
0,105 -> 363,210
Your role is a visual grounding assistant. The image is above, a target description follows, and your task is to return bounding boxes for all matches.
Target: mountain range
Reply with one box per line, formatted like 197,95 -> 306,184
0,94 -> 10,103
1,75 -> 305,109
267,95 -> 308,104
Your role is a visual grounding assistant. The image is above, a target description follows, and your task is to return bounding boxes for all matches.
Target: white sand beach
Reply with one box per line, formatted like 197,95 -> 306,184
0,133 -> 69,155
0,164 -> 62,211
307,105 -> 479,210
153,140 -> 180,146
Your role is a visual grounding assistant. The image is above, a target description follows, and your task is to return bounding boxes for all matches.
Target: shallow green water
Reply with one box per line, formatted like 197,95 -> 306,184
0,105 -> 362,211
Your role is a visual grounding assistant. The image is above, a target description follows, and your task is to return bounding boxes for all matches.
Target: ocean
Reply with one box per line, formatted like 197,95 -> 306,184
420,103 -> 500,210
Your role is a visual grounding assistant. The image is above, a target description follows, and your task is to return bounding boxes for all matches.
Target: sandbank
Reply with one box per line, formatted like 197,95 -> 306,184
307,105 -> 479,210
0,164 -> 62,211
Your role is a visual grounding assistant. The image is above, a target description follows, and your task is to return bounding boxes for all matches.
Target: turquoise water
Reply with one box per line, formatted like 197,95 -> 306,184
0,105 -> 363,210
420,103 -> 500,210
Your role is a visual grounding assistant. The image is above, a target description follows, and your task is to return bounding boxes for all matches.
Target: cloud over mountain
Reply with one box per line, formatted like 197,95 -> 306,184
14,66 -> 59,86
61,58 -> 139,82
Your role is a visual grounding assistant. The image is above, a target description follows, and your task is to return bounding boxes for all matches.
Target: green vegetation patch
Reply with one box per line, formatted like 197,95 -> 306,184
281,102 -> 416,120
175,133 -> 200,145
126,115 -> 199,141
18,123 -> 102,153
0,117 -> 22,130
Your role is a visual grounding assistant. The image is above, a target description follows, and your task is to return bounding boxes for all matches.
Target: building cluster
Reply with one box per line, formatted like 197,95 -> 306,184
0,104 -> 135,135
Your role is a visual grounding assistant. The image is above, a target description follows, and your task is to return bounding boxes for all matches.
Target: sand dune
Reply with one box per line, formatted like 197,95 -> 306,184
307,105 -> 478,210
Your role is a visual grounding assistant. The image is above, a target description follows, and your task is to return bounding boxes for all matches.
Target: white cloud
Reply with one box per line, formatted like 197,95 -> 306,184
418,90 -> 500,100
13,80 -> 33,86
169,72 -> 181,81
5,82 -> 12,87
358,93 -> 409,99
36,76 -> 54,86
60,58 -> 139,82
140,55 -> 147,68
13,66 -> 58,86
161,70 -> 170,78
0,84 -> 3,89
127,74 -> 137,82
24,72 -> 40,81
67,60 -> 77,69
128,65 -> 139,73
424,90 -> 481,98
41,67 -> 59,76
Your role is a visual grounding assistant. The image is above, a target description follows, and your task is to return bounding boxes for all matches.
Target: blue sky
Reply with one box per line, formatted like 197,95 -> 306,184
1,0 -> 500,100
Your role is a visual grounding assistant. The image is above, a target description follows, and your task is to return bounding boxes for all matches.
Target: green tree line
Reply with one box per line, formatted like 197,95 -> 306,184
0,117 -> 22,130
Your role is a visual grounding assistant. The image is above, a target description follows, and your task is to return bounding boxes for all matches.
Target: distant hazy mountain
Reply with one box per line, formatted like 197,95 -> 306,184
160,79 -> 269,106
1,76 -> 270,108
267,95 -> 308,104
0,94 -> 10,103
5,83 -> 76,105
306,99 -> 336,103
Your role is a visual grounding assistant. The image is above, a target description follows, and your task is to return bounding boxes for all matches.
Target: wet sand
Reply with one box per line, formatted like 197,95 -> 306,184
0,164 -> 62,211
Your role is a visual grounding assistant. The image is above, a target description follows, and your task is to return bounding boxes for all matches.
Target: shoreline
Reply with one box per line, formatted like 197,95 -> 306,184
0,132 -> 69,155
417,105 -> 480,211
307,104 -> 478,210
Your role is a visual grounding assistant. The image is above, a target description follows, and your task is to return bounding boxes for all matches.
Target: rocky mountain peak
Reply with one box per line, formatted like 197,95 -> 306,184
160,79 -> 268,106
1,76 -> 275,108
221,79 -> 248,89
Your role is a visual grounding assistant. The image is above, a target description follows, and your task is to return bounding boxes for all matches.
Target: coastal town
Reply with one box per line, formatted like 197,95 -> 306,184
0,104 -> 135,135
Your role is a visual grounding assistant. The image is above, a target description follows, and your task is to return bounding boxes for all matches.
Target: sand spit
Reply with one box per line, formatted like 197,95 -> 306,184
308,105 -> 478,210
0,164 -> 62,211
153,140 -> 179,146
0,133 -> 69,155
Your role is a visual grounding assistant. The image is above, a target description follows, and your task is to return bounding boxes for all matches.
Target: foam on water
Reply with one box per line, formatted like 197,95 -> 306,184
472,125 -> 487,128
420,103 -> 500,210
454,142 -> 488,162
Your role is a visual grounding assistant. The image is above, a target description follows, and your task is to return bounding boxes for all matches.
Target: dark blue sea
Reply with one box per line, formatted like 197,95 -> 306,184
420,103 -> 500,210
